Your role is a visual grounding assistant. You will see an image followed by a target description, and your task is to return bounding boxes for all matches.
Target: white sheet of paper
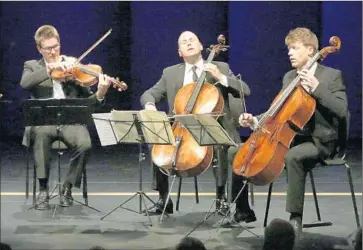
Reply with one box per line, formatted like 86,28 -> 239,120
92,113 -> 118,146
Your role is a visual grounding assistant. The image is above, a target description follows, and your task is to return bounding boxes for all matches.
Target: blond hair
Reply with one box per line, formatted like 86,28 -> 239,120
34,25 -> 60,46
285,27 -> 319,52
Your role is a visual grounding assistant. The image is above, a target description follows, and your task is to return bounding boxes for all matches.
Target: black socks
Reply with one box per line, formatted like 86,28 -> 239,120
216,186 -> 226,200
290,212 -> 302,224
38,178 -> 48,190
63,180 -> 72,190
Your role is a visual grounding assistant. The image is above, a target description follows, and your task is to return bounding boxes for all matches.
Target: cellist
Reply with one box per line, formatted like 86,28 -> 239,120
239,27 -> 348,236
140,31 -> 256,223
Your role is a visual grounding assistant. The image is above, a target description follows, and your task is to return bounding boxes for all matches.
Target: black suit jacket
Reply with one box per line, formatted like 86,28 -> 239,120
281,64 -> 348,157
140,61 -> 251,143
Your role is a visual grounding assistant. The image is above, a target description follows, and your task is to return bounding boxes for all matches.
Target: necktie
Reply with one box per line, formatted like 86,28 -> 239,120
192,66 -> 198,82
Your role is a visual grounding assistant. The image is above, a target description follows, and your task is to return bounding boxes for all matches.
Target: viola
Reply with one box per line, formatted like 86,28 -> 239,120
49,29 -> 127,91
50,61 -> 127,91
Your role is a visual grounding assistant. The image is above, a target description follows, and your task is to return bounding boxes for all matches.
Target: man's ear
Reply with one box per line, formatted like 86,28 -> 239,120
178,49 -> 182,57
199,42 -> 203,52
36,45 -> 42,54
309,46 -> 315,57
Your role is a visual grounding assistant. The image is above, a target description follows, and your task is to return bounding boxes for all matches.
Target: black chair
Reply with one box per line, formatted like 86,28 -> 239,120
263,111 -> 360,228
175,176 -> 199,211
174,160 -> 255,212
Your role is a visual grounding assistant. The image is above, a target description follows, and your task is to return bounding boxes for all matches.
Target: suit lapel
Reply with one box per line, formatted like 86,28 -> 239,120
314,63 -> 325,82
37,59 -> 54,90
205,61 -> 215,84
174,63 -> 185,92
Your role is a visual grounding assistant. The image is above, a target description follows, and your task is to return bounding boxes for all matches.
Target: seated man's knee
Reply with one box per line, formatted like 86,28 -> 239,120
77,137 -> 92,152
285,149 -> 300,166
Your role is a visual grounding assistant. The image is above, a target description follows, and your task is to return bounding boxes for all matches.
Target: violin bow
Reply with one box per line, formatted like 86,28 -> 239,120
237,74 -> 247,114
74,29 -> 113,65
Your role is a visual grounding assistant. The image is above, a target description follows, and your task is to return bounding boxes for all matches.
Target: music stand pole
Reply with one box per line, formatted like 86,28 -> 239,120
159,136 -> 182,222
100,114 -> 157,226
27,101 -> 64,211
174,114 -> 258,238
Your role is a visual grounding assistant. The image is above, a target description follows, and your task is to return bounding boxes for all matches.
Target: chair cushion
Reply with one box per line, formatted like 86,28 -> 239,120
321,158 -> 346,166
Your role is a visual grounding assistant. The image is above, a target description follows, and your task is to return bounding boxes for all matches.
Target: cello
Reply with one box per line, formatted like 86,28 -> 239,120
151,35 -> 229,177
232,36 -> 341,186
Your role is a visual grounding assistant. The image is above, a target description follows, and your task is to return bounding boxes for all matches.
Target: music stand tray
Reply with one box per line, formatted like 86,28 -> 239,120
92,110 -> 175,226
22,98 -> 100,217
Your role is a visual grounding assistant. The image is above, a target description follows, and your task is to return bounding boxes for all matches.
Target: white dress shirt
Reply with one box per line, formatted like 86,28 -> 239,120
183,58 -> 228,87
45,57 -> 66,99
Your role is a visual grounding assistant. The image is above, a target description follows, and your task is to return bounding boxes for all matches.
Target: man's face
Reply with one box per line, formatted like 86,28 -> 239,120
287,41 -> 314,69
37,37 -> 61,63
177,31 -> 203,59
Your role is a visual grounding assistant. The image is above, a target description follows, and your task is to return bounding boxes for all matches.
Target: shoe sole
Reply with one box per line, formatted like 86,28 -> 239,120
34,205 -> 51,210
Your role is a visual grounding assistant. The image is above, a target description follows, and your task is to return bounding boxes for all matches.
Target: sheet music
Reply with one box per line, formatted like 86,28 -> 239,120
92,113 -> 118,146
138,110 -> 175,145
174,114 -> 237,146
111,110 -> 140,143
92,110 -> 175,146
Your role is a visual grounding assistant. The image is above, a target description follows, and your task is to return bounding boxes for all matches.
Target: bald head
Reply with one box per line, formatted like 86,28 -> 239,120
177,31 -> 203,64
178,31 -> 200,47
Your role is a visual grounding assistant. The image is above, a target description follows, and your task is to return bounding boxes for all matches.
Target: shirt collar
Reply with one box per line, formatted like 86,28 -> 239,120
185,58 -> 204,73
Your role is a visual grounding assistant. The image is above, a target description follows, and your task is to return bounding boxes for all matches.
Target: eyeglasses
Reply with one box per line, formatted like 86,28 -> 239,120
40,44 -> 61,53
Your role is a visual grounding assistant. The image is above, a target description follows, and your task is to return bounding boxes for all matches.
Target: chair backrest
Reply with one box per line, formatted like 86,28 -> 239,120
335,110 -> 350,160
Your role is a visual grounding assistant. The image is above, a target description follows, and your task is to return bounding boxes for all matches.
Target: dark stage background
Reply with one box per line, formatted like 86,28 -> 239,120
0,2 -> 361,143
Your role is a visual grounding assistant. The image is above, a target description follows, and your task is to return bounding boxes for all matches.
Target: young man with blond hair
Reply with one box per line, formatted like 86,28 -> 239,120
239,27 -> 348,236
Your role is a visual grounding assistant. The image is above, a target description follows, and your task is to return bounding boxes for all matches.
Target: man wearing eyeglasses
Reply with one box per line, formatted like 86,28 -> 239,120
20,25 -> 113,210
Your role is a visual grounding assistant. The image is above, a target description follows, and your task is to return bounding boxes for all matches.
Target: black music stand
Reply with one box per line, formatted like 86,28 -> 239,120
172,114 -> 258,237
22,98 -> 100,217
93,110 -> 175,226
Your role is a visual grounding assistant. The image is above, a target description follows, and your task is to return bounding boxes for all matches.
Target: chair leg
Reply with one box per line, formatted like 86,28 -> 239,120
303,170 -> 332,228
250,183 -> 254,207
176,177 -> 182,211
194,176 -> 199,204
309,170 -> 321,221
345,163 -> 360,227
83,166 -> 88,206
263,182 -> 273,227
32,163 -> 37,206
25,147 -> 30,200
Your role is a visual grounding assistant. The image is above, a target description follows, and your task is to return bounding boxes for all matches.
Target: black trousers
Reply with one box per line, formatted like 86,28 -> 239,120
151,145 -> 251,212
285,137 -> 323,215
31,125 -> 91,188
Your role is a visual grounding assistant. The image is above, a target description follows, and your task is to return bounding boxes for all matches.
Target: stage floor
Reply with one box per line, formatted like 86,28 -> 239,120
1,140 -> 362,250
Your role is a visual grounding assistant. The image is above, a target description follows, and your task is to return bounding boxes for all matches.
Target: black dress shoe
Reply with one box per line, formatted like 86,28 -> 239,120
142,199 -> 173,215
233,209 -> 257,223
289,218 -> 302,237
216,199 -> 230,216
60,186 -> 73,207
35,190 -> 51,210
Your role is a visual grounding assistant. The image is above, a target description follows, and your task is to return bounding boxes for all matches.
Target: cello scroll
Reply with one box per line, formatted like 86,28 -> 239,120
319,36 -> 341,61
